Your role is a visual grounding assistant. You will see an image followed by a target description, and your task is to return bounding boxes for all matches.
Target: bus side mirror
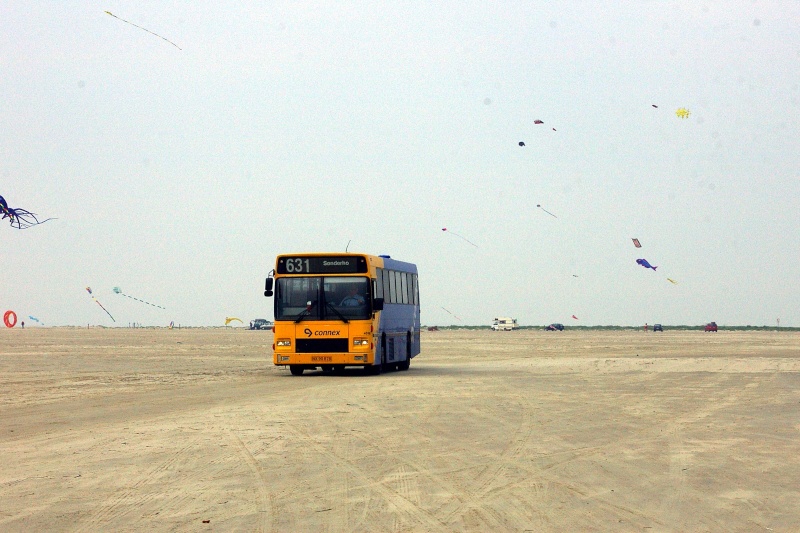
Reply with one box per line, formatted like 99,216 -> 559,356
264,277 -> 273,297
372,298 -> 384,311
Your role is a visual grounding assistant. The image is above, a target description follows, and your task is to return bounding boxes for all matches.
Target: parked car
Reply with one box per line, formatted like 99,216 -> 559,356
704,322 -> 718,332
653,324 -> 663,332
249,318 -> 272,330
545,323 -> 564,331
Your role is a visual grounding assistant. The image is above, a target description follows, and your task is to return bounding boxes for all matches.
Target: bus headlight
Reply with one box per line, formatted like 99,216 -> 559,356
353,338 -> 369,346
276,339 -> 291,347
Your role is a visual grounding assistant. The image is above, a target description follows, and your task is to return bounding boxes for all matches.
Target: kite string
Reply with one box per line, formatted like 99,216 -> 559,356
440,307 -> 462,321
536,204 -> 558,218
442,228 -> 479,248
119,292 -> 165,309
105,11 -> 182,50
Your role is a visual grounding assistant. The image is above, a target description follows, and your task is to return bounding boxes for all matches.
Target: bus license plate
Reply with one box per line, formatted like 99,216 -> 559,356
312,356 -> 332,362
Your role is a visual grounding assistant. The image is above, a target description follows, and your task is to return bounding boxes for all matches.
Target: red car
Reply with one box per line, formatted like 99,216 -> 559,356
704,322 -> 718,332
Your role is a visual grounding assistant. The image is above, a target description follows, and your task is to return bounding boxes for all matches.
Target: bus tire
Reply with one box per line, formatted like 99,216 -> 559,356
366,363 -> 381,375
321,366 -> 333,373
333,365 -> 345,373
289,365 -> 304,376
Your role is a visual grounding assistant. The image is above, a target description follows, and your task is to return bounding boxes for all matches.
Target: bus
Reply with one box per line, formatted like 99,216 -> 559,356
264,253 -> 420,375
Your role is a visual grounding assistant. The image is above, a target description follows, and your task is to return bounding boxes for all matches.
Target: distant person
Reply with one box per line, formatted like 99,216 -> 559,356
340,286 -> 365,307
21,320 -> 24,329
644,323 -> 648,332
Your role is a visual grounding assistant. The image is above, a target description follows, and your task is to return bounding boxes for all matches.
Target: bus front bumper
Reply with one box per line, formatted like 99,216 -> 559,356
273,353 -> 374,366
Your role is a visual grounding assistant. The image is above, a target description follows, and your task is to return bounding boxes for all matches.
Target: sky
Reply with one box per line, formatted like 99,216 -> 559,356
2,1 -> 799,327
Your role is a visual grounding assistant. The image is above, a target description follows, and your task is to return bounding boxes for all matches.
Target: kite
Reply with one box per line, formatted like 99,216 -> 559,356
224,317 -> 243,326
675,108 -> 690,119
533,120 -> 556,130
667,278 -> 678,284
652,104 -> 658,108
113,287 -> 165,309
1,195 -> 56,229
28,316 -> 42,325
104,11 -> 182,50
85,287 -> 115,322
440,307 -> 462,321
536,204 -> 557,218
442,228 -> 478,248
4,310 -> 17,328
632,238 -> 642,248
571,315 -> 578,320
636,258 -> 658,271
518,141 -> 525,146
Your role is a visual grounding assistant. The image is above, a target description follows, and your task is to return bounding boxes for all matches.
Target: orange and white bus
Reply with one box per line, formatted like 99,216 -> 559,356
264,253 -> 420,375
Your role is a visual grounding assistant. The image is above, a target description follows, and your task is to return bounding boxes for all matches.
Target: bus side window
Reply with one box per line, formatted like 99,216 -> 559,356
396,271 -> 403,304
375,269 -> 384,300
400,272 -> 408,304
389,270 -> 397,303
411,274 -> 418,305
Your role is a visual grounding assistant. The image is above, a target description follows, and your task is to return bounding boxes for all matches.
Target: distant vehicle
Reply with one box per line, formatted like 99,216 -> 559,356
250,318 -> 272,330
492,317 -> 519,331
545,323 -> 564,331
705,322 -> 718,332
653,324 -> 663,332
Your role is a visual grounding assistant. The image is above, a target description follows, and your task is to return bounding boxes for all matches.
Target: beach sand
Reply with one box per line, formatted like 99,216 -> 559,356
2,327 -> 799,531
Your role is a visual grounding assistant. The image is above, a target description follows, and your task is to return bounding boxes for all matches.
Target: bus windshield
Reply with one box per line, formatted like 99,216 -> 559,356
275,276 -> 371,321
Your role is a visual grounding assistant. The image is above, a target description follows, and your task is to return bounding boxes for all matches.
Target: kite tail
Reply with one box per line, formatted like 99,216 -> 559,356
95,300 -> 115,322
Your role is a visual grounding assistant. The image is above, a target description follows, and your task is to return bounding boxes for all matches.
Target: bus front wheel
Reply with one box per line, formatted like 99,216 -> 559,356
289,365 -> 304,376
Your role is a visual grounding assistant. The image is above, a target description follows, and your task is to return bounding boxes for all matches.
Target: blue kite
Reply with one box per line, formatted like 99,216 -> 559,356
636,258 -> 657,271
1,194 -> 55,229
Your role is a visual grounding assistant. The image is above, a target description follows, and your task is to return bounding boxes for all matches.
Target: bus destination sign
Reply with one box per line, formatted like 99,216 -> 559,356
277,256 -> 367,274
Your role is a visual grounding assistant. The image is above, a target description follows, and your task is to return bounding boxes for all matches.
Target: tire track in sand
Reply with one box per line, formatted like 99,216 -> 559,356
283,421 -> 448,531
75,444 -> 193,532
230,431 -> 275,533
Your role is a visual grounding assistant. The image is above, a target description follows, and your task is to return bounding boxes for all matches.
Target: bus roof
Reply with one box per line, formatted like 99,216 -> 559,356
275,252 -> 417,275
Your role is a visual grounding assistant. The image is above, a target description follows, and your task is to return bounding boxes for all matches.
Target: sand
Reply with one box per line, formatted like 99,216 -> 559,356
1,327 -> 800,532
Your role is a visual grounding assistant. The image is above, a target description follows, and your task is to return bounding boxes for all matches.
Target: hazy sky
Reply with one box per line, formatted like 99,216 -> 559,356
2,2 -> 799,327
